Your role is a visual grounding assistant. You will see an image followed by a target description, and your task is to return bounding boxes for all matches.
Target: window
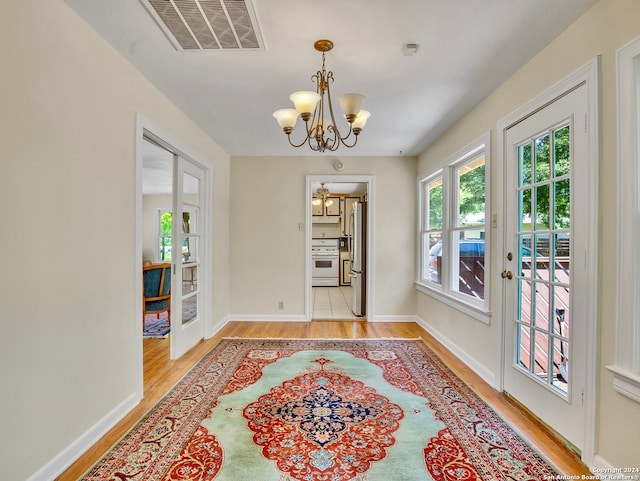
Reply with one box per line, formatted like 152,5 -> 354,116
610,36 -> 640,403
157,209 -> 197,262
417,133 -> 490,318
158,209 -> 172,261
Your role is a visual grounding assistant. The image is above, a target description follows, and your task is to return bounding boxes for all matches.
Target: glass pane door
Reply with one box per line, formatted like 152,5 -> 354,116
181,177 -> 200,325
171,156 -> 205,359
502,83 -> 588,450
515,126 -> 571,396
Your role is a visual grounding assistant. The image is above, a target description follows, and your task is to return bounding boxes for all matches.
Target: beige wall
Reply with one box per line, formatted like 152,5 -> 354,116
416,0 -> 640,468
229,156 -> 417,319
0,1 -> 230,479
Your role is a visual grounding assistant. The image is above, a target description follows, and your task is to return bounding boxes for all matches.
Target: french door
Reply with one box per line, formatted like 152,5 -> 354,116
502,84 -> 589,449
171,156 -> 205,359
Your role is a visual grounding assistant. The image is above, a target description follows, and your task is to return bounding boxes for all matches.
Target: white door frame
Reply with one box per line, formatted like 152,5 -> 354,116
135,114 -> 213,396
495,58 -> 599,463
305,175 -> 375,321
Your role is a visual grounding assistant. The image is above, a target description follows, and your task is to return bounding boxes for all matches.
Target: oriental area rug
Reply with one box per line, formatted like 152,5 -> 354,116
143,317 -> 170,338
80,338 -> 559,481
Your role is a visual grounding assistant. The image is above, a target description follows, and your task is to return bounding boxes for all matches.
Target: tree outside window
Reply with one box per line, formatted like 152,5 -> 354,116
158,210 -> 197,262
418,134 -> 490,313
159,210 -> 172,261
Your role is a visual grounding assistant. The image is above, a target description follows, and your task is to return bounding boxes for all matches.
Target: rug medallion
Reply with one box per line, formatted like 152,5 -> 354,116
80,339 -> 560,481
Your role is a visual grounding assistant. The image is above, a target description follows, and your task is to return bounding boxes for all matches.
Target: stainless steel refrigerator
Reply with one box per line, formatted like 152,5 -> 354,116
349,200 -> 367,316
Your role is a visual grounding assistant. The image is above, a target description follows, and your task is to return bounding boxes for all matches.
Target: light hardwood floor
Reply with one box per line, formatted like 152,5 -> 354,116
56,321 -> 591,480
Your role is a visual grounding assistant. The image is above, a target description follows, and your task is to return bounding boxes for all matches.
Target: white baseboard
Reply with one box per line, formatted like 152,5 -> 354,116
369,315 -> 421,322
205,315 -> 232,339
415,316 -> 497,388
226,314 -> 307,322
589,454 -> 615,471
228,315 -> 423,323
26,392 -> 140,481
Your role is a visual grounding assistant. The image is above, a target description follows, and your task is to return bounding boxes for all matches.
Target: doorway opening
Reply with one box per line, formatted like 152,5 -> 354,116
136,118 -> 212,399
141,139 -> 173,347
306,175 -> 373,321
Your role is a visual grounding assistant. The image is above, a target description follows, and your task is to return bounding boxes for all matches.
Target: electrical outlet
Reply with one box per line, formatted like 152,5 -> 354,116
278,301 -> 284,310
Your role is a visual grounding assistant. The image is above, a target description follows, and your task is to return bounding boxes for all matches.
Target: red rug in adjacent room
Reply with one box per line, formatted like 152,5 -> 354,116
80,338 -> 560,480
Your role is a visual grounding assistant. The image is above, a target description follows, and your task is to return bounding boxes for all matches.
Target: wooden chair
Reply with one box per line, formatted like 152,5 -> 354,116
143,263 -> 171,325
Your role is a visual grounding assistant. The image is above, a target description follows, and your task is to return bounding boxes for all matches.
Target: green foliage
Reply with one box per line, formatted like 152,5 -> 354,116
458,164 -> 485,223
161,212 -> 172,237
427,160 -> 486,231
160,211 -> 172,261
428,183 -> 443,230
520,125 -> 571,228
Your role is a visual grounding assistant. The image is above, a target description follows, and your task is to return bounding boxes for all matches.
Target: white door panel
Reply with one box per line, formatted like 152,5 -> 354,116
171,156 -> 205,359
503,84 -> 588,449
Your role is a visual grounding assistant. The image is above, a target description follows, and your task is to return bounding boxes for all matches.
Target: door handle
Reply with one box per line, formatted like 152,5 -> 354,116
501,270 -> 513,280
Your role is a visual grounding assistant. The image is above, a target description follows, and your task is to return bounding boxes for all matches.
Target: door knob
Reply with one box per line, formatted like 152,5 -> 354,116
501,270 -> 513,280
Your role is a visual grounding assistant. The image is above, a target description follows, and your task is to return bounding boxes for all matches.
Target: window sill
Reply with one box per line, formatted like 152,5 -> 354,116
607,365 -> 640,404
415,281 -> 491,325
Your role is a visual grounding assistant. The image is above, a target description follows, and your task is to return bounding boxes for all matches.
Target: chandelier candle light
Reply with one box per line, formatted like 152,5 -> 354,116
312,183 -> 334,207
273,39 -> 371,152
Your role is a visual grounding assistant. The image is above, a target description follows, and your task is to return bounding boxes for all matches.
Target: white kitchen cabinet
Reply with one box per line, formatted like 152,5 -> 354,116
325,197 -> 340,216
311,198 -> 323,216
312,196 -> 340,217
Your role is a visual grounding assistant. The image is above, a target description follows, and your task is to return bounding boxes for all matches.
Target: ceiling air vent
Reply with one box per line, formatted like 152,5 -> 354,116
142,0 -> 264,51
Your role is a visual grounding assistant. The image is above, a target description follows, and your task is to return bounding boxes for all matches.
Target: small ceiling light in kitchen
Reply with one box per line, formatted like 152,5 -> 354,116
312,183 -> 334,207
273,39 -> 371,153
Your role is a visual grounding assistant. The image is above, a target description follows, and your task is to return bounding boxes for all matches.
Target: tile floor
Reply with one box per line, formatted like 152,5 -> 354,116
312,286 -> 355,319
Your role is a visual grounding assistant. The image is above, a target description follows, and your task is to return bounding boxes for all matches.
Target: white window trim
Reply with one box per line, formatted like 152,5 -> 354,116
416,132 -> 491,323
610,37 -> 640,403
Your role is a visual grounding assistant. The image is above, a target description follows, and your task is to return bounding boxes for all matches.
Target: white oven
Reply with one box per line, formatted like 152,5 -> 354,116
311,239 -> 339,286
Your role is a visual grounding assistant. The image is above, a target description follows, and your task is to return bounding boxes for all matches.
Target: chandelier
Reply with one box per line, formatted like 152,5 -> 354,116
272,39 -> 371,153
312,183 -> 334,207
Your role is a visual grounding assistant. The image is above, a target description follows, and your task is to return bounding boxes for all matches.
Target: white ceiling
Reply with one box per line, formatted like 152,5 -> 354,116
65,0 -> 596,158
142,139 -> 201,195
142,139 -> 173,195
312,182 -> 367,196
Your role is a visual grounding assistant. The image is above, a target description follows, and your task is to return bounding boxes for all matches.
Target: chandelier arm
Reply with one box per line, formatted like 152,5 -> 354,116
307,117 -> 323,152
286,133 -> 311,149
338,131 -> 359,149
307,132 -> 321,152
324,72 -> 357,153
324,72 -> 347,141
323,124 -> 338,151
312,75 -> 326,151
285,120 -> 315,149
